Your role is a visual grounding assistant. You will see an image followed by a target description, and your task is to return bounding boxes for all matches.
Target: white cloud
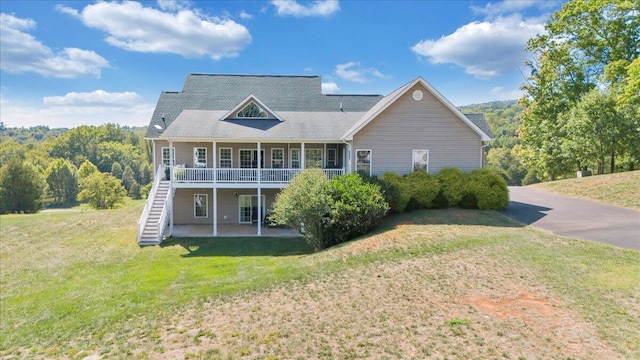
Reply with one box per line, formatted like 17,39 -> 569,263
157,0 -> 192,12
43,90 -> 144,107
411,14 -> 545,79
57,1 -> 251,60
1,92 -> 154,128
0,13 -> 109,78
334,62 -> 385,83
471,0 -> 558,16
489,86 -> 524,100
271,0 -> 339,17
321,82 -> 340,94
239,10 -> 253,20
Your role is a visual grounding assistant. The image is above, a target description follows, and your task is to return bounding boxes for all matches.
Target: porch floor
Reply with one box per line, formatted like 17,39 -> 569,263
171,224 -> 300,238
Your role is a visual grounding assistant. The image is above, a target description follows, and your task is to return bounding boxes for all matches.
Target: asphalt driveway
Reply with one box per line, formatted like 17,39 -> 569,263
502,186 -> 640,251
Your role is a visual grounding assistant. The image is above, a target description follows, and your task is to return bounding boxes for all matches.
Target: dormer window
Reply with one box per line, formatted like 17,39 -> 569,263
237,101 -> 268,118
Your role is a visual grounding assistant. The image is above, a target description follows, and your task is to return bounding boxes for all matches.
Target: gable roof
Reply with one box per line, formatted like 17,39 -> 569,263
146,74 -> 382,138
342,77 -> 493,141
220,94 -> 282,121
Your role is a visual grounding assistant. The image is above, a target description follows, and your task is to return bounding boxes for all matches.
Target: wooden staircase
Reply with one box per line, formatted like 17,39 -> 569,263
137,180 -> 170,246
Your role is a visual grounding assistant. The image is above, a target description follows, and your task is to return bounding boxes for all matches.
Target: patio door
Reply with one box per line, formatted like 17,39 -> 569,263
239,149 -> 265,168
239,195 -> 266,224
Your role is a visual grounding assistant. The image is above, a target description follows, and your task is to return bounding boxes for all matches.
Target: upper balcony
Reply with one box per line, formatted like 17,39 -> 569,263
171,167 -> 344,188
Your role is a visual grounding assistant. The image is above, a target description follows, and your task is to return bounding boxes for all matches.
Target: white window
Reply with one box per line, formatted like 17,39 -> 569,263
290,148 -> 301,169
305,149 -> 323,169
327,148 -> 337,167
194,194 -> 208,218
162,147 -> 175,167
193,147 -> 207,168
219,148 -> 232,168
239,195 -> 265,224
356,150 -> 371,176
240,149 -> 264,168
272,148 -> 284,169
237,102 -> 267,118
413,149 -> 429,172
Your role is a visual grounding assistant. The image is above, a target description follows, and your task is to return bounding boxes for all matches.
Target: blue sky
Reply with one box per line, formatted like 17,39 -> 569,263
0,0 -> 564,128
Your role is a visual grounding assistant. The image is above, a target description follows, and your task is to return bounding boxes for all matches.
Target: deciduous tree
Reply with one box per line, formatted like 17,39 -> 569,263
0,159 -> 47,213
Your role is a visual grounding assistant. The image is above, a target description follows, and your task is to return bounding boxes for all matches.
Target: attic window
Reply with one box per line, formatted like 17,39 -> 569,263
237,101 -> 268,118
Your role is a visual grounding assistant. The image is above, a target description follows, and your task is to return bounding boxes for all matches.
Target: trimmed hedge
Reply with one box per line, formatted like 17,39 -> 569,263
404,171 -> 441,210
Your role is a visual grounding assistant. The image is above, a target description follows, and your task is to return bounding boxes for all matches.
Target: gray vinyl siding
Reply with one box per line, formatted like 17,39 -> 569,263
352,84 -> 481,176
173,188 -> 279,225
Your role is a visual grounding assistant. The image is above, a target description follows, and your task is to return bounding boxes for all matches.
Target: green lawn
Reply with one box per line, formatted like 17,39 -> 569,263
1,201 -> 639,359
532,170 -> 640,210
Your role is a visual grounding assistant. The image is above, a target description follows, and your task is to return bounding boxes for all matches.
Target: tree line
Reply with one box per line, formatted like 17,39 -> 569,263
0,123 -> 153,213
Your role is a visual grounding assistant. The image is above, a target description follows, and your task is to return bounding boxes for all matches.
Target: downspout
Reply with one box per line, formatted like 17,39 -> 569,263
169,138 -> 174,237
480,142 -> 489,168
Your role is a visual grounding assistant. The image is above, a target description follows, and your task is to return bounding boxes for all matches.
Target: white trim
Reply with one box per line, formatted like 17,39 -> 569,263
219,94 -> 282,121
412,149 -> 429,173
193,147 -> 207,167
194,193 -> 208,218
239,148 -> 265,168
342,77 -> 492,141
161,147 -> 176,166
271,148 -> 284,169
219,147 -> 232,168
304,148 -> 323,169
238,194 -> 266,224
327,148 -> 337,167
355,149 -> 372,176
290,148 -> 301,169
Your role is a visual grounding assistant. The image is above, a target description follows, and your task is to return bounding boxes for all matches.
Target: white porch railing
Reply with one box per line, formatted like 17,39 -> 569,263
152,189 -> 171,243
137,165 -> 165,241
172,168 -> 345,184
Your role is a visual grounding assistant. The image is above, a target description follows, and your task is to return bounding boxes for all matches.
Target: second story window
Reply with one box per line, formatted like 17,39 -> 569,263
194,147 -> 207,167
219,148 -> 232,168
272,149 -> 284,169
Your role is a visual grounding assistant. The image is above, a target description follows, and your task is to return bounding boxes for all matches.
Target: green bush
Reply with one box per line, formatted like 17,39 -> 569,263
323,173 -> 389,245
379,171 -> 410,213
435,167 -> 467,207
404,171 -> 441,210
466,168 -> 509,210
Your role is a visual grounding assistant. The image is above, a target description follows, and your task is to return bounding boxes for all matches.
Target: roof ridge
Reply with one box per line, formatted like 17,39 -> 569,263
188,73 -> 319,79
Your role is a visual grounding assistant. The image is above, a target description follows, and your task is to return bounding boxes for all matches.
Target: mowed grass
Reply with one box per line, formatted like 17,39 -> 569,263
532,170 -> 640,210
1,201 -> 639,359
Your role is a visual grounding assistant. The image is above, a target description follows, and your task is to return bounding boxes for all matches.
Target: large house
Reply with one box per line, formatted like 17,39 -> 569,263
138,74 -> 492,245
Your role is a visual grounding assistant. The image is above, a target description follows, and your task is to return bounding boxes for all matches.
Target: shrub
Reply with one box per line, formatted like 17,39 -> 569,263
379,171 -> 410,213
436,167 -> 467,207
268,169 -> 330,251
323,173 -> 389,245
404,171 -> 441,210
466,168 -> 509,210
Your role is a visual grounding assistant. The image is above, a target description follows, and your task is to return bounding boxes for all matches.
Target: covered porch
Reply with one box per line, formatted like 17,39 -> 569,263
171,224 -> 300,238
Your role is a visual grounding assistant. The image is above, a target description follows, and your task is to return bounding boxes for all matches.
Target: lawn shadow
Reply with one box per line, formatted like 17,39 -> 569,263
501,201 -> 553,225
160,236 -> 314,258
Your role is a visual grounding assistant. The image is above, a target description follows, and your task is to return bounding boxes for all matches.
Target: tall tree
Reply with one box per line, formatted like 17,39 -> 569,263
0,159 -> 47,213
78,172 -> 126,209
519,0 -> 640,178
45,158 -> 78,205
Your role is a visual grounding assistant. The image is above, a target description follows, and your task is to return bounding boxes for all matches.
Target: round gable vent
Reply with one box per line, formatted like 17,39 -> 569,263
412,90 -> 423,101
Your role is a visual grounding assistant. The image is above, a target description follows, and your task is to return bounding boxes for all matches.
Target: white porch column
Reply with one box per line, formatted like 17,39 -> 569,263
345,143 -> 352,173
169,139 -> 174,237
301,142 -> 305,169
213,141 -> 217,183
213,188 -> 217,236
323,143 -> 327,168
257,142 -> 262,236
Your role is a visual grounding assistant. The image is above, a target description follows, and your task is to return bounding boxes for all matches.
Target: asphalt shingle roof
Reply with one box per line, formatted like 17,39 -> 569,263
146,73 -> 492,141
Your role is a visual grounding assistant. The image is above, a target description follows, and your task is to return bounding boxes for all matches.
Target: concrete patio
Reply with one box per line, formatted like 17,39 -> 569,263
170,224 -> 300,238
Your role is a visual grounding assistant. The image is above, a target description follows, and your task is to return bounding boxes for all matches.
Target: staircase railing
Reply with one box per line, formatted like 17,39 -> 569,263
153,189 -> 171,243
137,165 -> 165,242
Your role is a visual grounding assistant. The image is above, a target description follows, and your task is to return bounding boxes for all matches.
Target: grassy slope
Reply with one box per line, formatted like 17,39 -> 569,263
1,202 -> 639,359
532,170 -> 640,210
